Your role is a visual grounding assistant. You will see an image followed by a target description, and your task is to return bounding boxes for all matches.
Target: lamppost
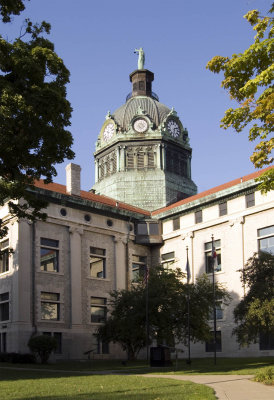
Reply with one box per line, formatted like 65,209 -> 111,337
211,234 -> 217,365
186,246 -> 191,365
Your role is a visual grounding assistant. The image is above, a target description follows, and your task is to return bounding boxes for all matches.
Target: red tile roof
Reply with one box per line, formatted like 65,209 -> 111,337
33,180 -> 151,216
151,166 -> 273,216
33,166 -> 273,218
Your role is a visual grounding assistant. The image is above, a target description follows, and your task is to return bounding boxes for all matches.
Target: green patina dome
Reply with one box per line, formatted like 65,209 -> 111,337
113,96 -> 171,130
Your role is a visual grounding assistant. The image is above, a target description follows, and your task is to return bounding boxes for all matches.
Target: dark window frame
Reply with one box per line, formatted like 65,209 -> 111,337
195,210 -> 202,224
90,247 -> 106,279
41,292 -> 60,321
90,297 -> 107,323
245,192 -> 255,208
40,238 -> 59,273
219,201 -> 227,216
205,331 -> 222,352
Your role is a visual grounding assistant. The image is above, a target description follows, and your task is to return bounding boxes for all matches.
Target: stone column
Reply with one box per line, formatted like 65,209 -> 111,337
161,144 -> 166,170
95,160 -> 99,183
116,147 -> 120,172
120,146 -> 125,171
156,144 -> 161,169
69,227 -> 83,326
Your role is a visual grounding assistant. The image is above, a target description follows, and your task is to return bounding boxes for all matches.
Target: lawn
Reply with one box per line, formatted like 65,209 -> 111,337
0,369 -> 216,400
1,357 -> 273,375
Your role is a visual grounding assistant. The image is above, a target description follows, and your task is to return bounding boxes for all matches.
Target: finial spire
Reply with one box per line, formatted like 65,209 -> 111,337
134,47 -> 145,69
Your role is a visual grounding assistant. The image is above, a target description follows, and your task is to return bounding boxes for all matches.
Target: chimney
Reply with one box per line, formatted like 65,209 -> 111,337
66,163 -> 81,196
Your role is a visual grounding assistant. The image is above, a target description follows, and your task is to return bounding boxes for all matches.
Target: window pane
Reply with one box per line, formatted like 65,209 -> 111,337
195,210 -> 202,223
41,292 -> 59,301
219,202 -> 227,216
90,257 -> 105,278
173,218 -> 180,231
259,332 -> 274,350
206,249 -> 221,273
41,302 -> 59,320
0,251 -> 9,273
161,252 -> 175,261
137,223 -> 148,235
0,240 -> 9,249
132,255 -> 146,263
91,297 -> 106,305
0,292 -> 9,301
205,331 -> 222,352
258,226 -> 274,237
54,333 -> 62,354
40,248 -> 59,272
259,237 -> 274,255
246,192 -> 255,208
149,223 -> 159,235
0,302 -> 9,321
91,306 -> 106,323
40,238 -> 59,248
90,247 -> 105,256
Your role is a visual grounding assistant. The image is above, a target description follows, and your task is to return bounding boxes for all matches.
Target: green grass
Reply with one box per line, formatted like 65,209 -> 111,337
0,369 -> 216,400
1,357 -> 273,375
254,366 -> 274,385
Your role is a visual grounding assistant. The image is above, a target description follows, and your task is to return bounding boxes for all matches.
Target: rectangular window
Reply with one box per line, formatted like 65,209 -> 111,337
219,201 -> 227,216
245,192 -> 255,208
90,247 -> 106,278
0,239 -> 9,274
258,225 -> 274,255
137,223 -> 148,235
132,255 -> 147,282
205,331 -> 222,352
205,240 -> 221,273
41,292 -> 60,321
259,332 -> 274,350
149,223 -> 159,235
0,292 -> 9,322
173,218 -> 180,231
161,251 -> 175,269
93,334 -> 109,354
0,332 -> 7,353
195,210 -> 202,223
209,302 -> 223,320
40,238 -> 59,273
91,297 -> 107,323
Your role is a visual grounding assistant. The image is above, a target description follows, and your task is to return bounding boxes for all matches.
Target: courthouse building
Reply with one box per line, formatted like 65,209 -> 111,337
0,60 -> 273,359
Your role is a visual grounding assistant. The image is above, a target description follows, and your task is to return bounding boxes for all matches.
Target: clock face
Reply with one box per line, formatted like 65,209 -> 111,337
133,118 -> 148,133
103,122 -> 115,142
167,119 -> 180,137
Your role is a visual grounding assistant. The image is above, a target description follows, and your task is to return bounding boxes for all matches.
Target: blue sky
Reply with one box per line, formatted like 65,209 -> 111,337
2,0 -> 272,193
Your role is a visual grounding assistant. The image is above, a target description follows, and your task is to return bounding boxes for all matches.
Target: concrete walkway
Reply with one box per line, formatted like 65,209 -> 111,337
1,367 -> 274,400
143,374 -> 274,400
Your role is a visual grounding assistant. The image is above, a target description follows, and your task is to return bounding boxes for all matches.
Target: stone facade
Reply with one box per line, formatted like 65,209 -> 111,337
0,166 -> 273,359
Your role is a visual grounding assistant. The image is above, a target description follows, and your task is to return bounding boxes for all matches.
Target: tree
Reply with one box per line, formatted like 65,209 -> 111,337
233,252 -> 274,347
28,334 -> 57,363
206,4 -> 274,192
98,266 -> 230,360
0,0 -> 74,239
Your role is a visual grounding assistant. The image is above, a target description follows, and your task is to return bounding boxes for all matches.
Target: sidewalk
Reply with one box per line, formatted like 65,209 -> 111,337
143,374 -> 274,400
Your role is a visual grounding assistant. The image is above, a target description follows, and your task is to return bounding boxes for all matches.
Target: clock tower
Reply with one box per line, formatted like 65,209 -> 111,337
92,54 -> 197,211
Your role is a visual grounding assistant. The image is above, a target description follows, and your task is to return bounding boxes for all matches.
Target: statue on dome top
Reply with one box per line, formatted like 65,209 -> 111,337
134,47 -> 145,70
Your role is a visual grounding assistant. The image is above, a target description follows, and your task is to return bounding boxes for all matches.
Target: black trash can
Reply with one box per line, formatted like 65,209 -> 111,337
150,346 -> 172,367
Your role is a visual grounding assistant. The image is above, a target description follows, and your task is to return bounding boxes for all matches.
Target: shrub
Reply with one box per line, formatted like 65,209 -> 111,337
254,367 -> 274,385
0,352 -> 36,363
28,335 -> 57,364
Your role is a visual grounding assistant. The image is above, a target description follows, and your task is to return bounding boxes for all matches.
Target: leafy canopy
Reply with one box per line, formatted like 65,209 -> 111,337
98,266 -> 230,360
233,252 -> 274,347
206,4 -> 274,192
0,0 -> 74,239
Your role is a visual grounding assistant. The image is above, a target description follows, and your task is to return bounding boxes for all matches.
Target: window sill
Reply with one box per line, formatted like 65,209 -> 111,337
88,277 -> 110,282
38,271 -> 64,276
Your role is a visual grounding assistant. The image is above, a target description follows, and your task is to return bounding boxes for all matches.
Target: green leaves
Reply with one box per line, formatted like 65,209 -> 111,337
206,5 -> 274,192
98,266 -> 230,359
0,2 -> 74,237
233,252 -> 274,346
